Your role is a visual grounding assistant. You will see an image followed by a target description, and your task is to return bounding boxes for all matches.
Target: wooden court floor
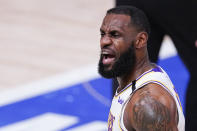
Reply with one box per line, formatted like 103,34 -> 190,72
0,0 -> 113,89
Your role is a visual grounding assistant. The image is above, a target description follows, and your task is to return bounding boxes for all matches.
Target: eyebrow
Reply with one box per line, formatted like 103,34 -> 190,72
100,26 -> 125,33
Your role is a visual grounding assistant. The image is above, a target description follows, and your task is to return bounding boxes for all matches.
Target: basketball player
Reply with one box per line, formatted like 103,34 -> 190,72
98,6 -> 185,130
115,1 -> 197,130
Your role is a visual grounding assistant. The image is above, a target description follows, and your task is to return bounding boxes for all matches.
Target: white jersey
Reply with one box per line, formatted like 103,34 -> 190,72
108,66 -> 185,131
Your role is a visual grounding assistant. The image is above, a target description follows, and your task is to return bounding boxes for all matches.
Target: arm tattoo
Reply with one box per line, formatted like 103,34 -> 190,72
133,92 -> 171,131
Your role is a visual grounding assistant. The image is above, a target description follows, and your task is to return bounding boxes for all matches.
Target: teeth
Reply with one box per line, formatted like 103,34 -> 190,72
102,52 -> 109,55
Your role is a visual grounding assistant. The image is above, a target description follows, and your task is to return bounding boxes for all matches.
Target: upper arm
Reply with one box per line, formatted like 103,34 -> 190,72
125,83 -> 178,131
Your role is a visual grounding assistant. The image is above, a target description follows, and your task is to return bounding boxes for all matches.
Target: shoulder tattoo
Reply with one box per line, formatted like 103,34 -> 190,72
132,91 -> 171,131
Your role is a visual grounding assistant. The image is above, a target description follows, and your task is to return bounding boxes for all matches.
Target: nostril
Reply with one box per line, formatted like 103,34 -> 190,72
195,40 -> 197,48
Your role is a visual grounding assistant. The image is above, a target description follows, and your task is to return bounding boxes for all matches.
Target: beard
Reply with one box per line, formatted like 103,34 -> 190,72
98,44 -> 136,78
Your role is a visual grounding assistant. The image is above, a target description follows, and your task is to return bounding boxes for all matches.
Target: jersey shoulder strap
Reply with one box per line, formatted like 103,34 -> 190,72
135,66 -> 175,95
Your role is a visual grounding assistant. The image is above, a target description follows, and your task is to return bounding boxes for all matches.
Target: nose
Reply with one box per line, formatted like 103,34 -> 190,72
100,35 -> 112,48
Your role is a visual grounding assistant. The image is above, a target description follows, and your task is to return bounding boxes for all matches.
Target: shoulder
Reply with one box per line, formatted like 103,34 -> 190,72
124,83 -> 178,131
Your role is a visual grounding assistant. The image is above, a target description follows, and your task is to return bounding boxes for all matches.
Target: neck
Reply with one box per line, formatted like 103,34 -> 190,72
116,53 -> 152,92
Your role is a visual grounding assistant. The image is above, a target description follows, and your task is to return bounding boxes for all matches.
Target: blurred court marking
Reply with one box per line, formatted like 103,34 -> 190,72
82,82 -> 111,107
0,64 -> 99,106
0,113 -> 78,131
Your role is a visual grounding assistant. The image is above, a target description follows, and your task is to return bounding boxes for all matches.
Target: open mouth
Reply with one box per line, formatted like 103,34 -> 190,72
102,51 -> 116,65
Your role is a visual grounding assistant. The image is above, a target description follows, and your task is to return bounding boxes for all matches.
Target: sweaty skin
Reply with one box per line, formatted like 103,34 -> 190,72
100,13 -> 179,131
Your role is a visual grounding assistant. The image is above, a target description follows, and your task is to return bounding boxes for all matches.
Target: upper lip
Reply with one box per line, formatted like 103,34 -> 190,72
101,48 -> 115,56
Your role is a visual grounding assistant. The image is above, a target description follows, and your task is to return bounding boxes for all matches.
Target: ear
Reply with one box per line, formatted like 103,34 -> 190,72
135,32 -> 148,49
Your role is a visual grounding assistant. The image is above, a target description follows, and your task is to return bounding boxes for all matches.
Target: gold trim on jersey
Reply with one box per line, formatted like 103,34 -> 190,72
118,114 -> 124,131
175,89 -> 183,111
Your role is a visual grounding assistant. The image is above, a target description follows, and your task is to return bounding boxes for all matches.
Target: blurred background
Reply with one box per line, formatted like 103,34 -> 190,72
0,0 -> 189,131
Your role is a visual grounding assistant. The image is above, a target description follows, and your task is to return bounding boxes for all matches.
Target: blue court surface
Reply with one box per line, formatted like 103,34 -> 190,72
0,55 -> 189,131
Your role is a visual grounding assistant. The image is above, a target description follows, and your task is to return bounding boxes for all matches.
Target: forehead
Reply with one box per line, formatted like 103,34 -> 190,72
101,14 -> 132,31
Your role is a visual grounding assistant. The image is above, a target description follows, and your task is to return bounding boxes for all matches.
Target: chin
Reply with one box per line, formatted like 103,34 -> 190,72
98,62 -> 115,78
103,64 -> 113,70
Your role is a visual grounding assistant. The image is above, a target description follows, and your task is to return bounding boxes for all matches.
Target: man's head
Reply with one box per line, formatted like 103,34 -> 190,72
98,6 -> 150,78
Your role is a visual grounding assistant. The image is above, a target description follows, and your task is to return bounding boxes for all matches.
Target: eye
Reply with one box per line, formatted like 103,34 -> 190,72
100,32 -> 105,37
100,29 -> 105,37
110,31 -> 120,38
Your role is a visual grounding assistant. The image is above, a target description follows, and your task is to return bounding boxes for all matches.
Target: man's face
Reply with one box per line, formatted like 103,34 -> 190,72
98,14 -> 137,78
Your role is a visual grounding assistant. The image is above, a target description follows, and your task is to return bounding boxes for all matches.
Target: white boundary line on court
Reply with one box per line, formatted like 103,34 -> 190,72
0,37 -> 177,107
0,113 -> 79,131
0,64 -> 100,107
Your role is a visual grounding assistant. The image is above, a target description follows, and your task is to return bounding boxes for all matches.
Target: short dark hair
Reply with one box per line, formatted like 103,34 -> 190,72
107,6 -> 150,35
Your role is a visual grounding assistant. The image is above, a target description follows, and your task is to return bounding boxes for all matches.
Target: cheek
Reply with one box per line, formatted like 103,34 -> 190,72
113,41 -> 122,57
113,40 -> 131,56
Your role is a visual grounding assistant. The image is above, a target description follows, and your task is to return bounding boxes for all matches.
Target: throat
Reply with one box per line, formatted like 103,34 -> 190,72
117,68 -> 135,91
116,62 -> 153,93
116,76 -> 134,94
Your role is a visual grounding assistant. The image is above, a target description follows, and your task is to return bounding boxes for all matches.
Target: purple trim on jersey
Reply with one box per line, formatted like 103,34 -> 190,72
120,126 -> 125,131
151,66 -> 163,73
115,66 -> 162,97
